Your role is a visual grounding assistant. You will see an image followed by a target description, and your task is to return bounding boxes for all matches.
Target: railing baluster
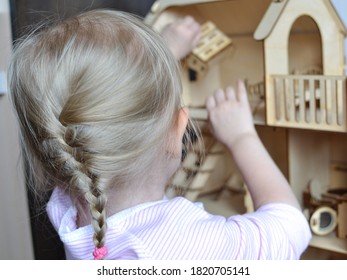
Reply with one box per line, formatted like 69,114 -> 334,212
288,76 -> 295,122
337,78 -> 343,126
274,77 -> 280,121
343,79 -> 347,128
331,78 -> 337,125
299,77 -> 305,123
282,76 -> 287,121
279,77 -> 286,122
326,79 -> 331,124
284,77 -> 289,121
309,78 -> 315,124
319,78 -> 326,125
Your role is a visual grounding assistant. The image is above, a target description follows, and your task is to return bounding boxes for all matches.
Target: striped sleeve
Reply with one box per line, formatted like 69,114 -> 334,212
120,198 -> 311,260
226,203 -> 312,259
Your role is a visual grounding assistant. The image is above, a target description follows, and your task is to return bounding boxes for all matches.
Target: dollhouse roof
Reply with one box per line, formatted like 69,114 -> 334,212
254,0 -> 347,40
147,0 -> 224,15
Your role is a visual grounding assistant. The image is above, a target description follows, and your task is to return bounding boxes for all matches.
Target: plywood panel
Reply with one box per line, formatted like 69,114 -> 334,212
288,129 -> 330,206
256,126 -> 288,178
337,202 -> 347,239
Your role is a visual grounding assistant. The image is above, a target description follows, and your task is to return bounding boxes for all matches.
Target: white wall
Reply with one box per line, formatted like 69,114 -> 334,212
331,0 -> 347,75
0,0 -> 34,259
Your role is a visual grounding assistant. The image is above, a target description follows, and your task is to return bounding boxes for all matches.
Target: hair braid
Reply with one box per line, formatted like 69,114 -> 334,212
85,184 -> 108,248
40,124 -> 108,256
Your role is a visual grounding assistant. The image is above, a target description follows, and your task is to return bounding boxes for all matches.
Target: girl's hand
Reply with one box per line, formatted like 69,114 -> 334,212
161,16 -> 201,59
206,80 -> 256,148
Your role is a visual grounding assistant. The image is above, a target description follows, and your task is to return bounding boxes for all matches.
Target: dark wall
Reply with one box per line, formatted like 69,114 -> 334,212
9,0 -> 155,260
11,0 -> 155,39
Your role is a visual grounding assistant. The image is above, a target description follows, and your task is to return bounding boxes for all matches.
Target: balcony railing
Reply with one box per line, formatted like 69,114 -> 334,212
267,75 -> 347,132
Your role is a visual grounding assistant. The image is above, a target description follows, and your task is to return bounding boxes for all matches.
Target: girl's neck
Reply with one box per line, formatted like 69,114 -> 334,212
75,181 -> 166,228
76,153 -> 181,228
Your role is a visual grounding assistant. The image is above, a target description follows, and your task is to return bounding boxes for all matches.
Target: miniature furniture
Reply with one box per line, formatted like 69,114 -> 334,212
145,0 -> 347,258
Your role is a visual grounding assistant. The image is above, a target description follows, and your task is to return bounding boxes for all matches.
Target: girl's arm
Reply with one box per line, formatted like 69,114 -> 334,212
206,81 -> 300,210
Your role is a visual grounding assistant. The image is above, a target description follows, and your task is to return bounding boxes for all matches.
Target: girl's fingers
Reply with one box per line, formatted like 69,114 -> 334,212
183,16 -> 200,46
207,82 -> 248,111
183,15 -> 194,25
206,95 -> 216,111
184,16 -> 199,30
214,88 -> 226,105
237,80 -> 248,103
225,86 -> 236,102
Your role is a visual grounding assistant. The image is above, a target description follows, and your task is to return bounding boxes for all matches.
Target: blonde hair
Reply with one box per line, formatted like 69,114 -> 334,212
9,9 -> 197,258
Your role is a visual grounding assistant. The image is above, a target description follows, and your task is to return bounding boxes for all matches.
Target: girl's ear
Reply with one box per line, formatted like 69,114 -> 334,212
167,107 -> 189,159
177,107 -> 189,140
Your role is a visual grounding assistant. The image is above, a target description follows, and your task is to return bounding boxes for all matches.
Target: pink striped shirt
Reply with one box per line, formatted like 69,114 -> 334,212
47,187 -> 311,260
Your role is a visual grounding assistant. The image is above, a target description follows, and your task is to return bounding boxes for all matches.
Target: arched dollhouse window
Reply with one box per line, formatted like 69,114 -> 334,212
288,16 -> 323,75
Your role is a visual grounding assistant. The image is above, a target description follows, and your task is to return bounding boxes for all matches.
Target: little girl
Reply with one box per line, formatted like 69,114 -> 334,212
9,9 -> 311,260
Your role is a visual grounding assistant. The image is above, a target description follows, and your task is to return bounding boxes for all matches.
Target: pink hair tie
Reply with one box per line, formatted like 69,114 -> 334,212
93,246 -> 108,260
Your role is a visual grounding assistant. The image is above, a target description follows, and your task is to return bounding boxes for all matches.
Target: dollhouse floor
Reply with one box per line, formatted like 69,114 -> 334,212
189,98 -> 266,126
301,246 -> 347,260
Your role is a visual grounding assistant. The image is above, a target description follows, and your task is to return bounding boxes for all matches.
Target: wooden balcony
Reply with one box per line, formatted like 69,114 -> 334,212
267,75 -> 347,132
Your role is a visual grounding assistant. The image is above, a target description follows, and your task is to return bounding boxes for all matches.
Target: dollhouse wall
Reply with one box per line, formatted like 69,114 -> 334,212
288,16 -> 322,75
263,0 -> 344,77
147,0 -> 273,108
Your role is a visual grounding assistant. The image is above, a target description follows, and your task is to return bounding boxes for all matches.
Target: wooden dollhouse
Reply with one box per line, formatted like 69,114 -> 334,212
145,0 -> 347,258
